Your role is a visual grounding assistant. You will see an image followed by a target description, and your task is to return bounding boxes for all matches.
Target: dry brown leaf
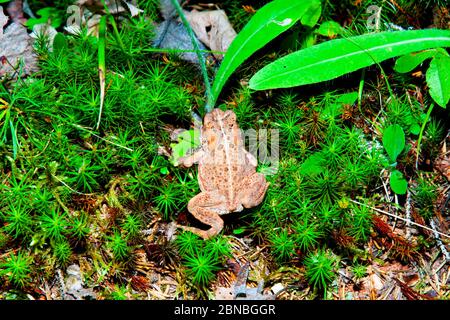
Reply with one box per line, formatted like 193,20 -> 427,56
183,9 -> 237,59
6,0 -> 26,24
435,154 -> 450,181
0,22 -> 38,77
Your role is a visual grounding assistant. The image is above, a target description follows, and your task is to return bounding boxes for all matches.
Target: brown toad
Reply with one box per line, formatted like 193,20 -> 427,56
178,108 -> 269,239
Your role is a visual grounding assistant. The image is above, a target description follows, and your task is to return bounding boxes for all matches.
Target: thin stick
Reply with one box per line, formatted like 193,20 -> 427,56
350,199 -> 450,239
405,189 -> 412,239
430,219 -> 450,262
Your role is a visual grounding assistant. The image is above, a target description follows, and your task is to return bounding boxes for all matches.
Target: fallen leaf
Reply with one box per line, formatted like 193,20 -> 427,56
64,264 -> 97,300
123,1 -> 143,16
0,6 -> 8,37
435,152 -> 450,181
369,273 -> 384,291
159,0 -> 180,20
184,9 -> 237,59
5,0 -> 27,24
154,19 -> 209,64
0,22 -> 38,77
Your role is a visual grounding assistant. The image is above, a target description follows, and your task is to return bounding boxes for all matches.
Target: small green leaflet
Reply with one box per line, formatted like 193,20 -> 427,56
394,48 -> 448,73
390,170 -> 407,195
25,7 -> 63,29
315,21 -> 343,38
53,33 -> 68,54
322,91 -> 358,118
300,153 -> 325,176
170,129 -> 201,166
382,124 -> 405,163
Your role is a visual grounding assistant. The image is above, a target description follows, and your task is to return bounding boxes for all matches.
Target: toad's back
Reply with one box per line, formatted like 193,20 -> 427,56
197,109 -> 255,209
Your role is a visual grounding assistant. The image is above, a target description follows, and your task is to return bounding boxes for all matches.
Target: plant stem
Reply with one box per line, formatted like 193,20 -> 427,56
101,0 -> 126,52
415,103 -> 434,169
358,68 -> 365,114
169,0 -> 213,113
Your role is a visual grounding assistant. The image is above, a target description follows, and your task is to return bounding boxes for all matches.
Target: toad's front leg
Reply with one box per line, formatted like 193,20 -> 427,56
179,191 -> 227,239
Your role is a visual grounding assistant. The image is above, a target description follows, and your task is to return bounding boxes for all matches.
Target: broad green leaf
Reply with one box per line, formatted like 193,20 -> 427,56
382,124 -> 405,163
211,0 -> 321,105
390,170 -> 407,195
394,48 -> 448,73
249,29 -> 450,90
426,55 -> 450,108
316,21 -> 343,38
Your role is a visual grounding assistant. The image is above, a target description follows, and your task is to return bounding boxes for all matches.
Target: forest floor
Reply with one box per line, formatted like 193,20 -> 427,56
0,0 -> 449,300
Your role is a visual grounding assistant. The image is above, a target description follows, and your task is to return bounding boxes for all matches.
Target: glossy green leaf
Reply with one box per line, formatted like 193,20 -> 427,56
390,170 -> 407,195
394,48 -> 448,73
211,0 -> 321,105
382,124 -> 405,163
426,55 -> 450,108
249,29 -> 450,90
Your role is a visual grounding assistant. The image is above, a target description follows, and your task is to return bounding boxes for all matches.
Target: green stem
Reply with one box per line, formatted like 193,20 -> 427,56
357,68 -> 365,114
170,0 -> 213,113
100,0 -> 126,53
415,103 -> 434,169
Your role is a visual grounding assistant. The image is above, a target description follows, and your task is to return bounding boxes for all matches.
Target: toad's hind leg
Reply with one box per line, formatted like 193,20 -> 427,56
240,172 -> 269,208
179,192 -> 226,239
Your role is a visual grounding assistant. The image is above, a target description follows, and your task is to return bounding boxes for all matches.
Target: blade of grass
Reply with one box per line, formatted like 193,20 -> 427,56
100,0 -> 126,52
9,119 -> 18,159
96,15 -> 107,130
